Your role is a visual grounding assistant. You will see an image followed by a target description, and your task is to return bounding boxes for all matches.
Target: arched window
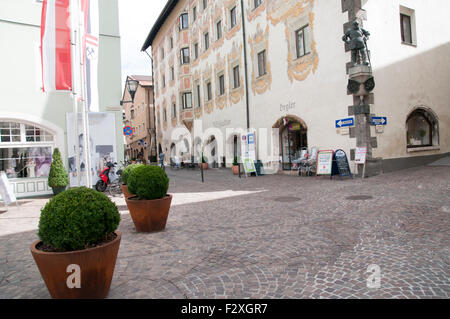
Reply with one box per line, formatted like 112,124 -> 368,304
0,121 -> 55,179
406,108 -> 439,148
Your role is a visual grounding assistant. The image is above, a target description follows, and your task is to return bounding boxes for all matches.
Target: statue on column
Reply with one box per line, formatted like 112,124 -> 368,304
342,20 -> 370,66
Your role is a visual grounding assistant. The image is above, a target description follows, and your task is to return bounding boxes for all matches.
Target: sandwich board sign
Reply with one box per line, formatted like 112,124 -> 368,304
0,171 -> 18,208
331,149 -> 353,180
316,150 -> 334,176
242,157 -> 257,175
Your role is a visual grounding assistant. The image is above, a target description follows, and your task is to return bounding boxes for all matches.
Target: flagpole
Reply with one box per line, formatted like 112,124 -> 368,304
76,0 -> 92,188
70,0 -> 81,187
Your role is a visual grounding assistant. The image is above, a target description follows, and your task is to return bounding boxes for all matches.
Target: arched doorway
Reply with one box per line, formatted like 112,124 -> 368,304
274,115 -> 308,170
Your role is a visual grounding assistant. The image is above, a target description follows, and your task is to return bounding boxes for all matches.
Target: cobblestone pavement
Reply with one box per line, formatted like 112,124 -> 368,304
0,166 -> 449,299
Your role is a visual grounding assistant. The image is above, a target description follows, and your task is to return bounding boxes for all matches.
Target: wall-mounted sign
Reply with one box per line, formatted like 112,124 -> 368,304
316,150 -> 334,176
335,118 -> 355,128
332,149 -> 353,180
123,126 -> 133,136
280,101 -> 296,112
371,117 -> 387,126
355,147 -> 367,164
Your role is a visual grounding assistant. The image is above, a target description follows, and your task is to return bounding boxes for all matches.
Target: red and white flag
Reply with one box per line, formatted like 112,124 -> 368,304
81,0 -> 99,112
40,0 -> 72,92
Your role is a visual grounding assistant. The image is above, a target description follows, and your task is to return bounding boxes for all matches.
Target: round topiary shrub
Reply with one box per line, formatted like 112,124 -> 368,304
38,187 -> 121,252
127,165 -> 169,200
121,164 -> 142,185
48,148 -> 69,188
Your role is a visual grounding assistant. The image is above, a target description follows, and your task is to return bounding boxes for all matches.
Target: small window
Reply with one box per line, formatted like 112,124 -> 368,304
257,50 -> 267,77
163,109 -> 167,122
401,14 -> 412,44
230,7 -> 237,29
204,32 -> 210,51
216,20 -> 222,40
218,74 -> 225,95
194,43 -> 199,60
206,82 -> 212,101
254,0 -> 262,9
180,47 -> 190,64
172,103 -> 177,118
233,66 -> 240,89
162,75 -> 166,88
170,37 -> 174,49
196,84 -> 201,107
203,0 -> 208,11
182,92 -> 192,109
407,109 -> 438,148
161,48 -> 164,59
180,13 -> 189,30
400,6 -> 416,46
170,67 -> 175,81
295,25 -> 311,58
130,110 -> 135,119
193,6 -> 197,21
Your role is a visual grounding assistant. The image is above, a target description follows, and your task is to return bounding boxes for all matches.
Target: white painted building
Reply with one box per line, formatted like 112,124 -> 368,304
143,0 -> 450,174
0,0 -> 123,197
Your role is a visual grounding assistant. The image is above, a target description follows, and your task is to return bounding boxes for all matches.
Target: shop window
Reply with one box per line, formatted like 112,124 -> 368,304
407,109 -> 439,148
0,121 -> 55,179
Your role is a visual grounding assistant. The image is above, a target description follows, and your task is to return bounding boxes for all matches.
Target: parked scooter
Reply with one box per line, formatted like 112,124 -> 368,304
95,162 -> 121,193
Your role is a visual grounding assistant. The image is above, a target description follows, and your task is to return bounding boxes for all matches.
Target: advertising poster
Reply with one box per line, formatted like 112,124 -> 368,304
66,113 -> 117,187
355,147 -> 367,164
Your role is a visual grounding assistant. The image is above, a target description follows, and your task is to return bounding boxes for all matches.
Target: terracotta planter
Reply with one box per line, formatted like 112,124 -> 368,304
201,163 -> 208,170
120,184 -> 131,199
232,165 -> 239,175
30,231 -> 121,299
125,195 -> 173,233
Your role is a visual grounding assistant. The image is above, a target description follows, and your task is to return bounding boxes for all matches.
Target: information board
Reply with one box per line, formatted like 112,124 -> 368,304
355,147 -> 367,164
332,149 -> 353,179
0,171 -> 17,206
316,150 -> 334,176
242,157 -> 256,174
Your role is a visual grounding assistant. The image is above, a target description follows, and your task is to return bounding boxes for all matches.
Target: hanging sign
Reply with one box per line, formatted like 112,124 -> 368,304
355,147 -> 367,164
0,171 -> 17,206
316,150 -> 334,176
332,149 -> 353,180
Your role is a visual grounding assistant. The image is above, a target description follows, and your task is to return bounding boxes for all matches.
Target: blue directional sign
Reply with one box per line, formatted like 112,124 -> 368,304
371,116 -> 387,126
335,117 -> 354,128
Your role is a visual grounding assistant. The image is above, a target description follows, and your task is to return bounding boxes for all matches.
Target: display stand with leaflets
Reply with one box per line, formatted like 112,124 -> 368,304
355,147 -> 368,179
316,150 -> 334,179
0,172 -> 19,210
240,132 -> 258,178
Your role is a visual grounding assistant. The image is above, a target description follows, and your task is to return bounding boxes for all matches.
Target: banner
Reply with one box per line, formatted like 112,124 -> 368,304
82,0 -> 99,112
40,0 -> 72,91
66,113 -> 117,187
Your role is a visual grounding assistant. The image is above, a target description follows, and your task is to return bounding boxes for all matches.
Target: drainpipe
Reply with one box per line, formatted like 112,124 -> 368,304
240,0 -> 250,130
144,49 -> 158,161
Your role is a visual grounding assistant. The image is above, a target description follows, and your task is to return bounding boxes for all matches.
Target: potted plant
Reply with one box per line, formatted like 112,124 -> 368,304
125,165 -> 172,232
30,187 -> 121,299
232,156 -> 239,175
48,148 -> 69,196
201,154 -> 208,170
120,163 -> 141,199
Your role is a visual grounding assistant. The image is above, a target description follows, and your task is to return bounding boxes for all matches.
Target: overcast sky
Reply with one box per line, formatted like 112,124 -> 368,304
118,0 -> 166,87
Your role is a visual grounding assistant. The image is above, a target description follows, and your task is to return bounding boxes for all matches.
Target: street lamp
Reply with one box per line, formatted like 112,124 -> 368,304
120,77 -> 139,105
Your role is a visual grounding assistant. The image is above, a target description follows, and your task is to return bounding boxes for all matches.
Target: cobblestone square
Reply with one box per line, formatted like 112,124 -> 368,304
0,165 -> 449,299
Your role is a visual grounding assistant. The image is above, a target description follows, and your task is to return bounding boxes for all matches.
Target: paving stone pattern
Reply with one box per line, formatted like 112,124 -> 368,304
0,166 -> 449,299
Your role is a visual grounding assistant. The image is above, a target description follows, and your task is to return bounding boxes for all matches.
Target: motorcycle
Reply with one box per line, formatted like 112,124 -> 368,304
95,162 -> 121,193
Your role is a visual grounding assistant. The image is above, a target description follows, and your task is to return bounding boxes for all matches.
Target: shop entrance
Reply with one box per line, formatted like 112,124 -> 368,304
278,117 -> 308,171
